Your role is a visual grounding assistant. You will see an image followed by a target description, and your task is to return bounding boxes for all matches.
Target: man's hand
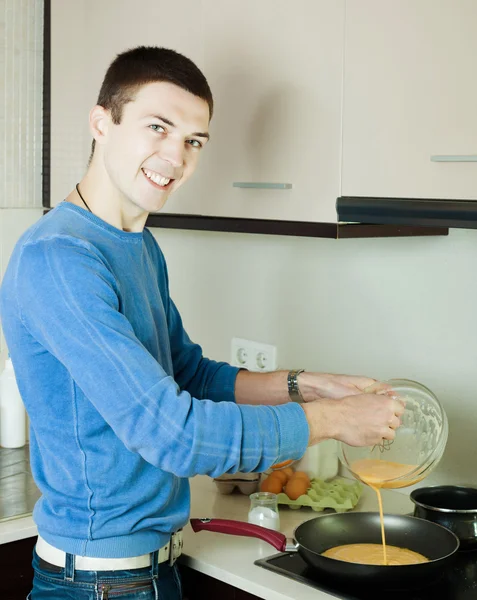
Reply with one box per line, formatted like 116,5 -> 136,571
302,393 -> 405,447
298,372 -> 392,401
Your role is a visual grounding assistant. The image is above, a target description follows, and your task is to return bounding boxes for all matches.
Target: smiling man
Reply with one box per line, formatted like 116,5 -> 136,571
0,46 -> 403,599
72,52 -> 212,229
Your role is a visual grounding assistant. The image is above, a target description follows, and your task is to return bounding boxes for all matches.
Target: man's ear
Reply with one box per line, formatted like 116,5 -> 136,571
89,105 -> 109,145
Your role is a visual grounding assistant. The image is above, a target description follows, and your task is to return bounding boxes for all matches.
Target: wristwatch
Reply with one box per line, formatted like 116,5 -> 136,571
288,369 -> 305,403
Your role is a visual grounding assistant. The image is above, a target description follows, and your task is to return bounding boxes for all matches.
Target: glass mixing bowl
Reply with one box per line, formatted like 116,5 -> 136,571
339,379 -> 448,489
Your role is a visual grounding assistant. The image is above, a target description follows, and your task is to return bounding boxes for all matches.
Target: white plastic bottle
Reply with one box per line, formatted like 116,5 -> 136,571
294,440 -> 339,480
0,357 -> 26,448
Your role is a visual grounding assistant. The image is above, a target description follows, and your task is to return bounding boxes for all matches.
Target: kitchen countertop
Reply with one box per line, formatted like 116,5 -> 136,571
0,446 -> 41,524
0,472 -> 413,599
183,475 -> 413,600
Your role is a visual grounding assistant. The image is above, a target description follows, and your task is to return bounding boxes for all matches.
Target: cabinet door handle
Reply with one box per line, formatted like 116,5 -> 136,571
430,155 -> 477,162
232,182 -> 293,189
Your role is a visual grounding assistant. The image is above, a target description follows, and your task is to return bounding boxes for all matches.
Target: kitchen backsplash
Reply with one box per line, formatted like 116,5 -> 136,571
152,226 -> 477,490
1,210 -> 476,489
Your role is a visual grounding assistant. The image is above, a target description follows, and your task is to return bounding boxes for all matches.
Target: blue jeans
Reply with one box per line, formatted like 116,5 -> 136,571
28,548 -> 182,599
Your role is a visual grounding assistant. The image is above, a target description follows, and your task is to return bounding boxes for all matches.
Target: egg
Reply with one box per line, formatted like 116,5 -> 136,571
269,469 -> 287,486
260,475 -> 284,495
267,471 -> 287,489
290,471 -> 311,487
281,467 -> 295,482
284,477 -> 309,500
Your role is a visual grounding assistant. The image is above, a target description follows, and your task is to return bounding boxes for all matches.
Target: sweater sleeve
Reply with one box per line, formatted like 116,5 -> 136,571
15,237 -> 309,477
147,231 -> 240,404
166,295 -> 240,403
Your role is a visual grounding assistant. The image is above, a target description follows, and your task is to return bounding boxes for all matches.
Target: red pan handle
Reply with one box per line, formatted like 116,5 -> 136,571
190,518 -> 287,551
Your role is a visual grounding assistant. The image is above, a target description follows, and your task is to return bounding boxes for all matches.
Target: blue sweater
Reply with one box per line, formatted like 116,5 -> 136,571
0,202 -> 308,557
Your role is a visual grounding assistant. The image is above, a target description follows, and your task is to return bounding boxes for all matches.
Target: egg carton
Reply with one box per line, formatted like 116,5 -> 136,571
277,477 -> 363,513
213,472 -> 261,495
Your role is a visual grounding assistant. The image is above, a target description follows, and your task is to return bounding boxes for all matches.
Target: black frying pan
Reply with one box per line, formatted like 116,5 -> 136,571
191,512 -> 459,588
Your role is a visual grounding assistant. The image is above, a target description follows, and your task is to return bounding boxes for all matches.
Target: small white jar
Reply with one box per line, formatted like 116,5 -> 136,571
248,492 -> 280,531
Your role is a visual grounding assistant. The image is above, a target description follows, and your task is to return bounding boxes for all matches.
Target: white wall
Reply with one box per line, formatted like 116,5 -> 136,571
1,212 -> 475,489
152,226 -> 477,489
0,210 -> 475,490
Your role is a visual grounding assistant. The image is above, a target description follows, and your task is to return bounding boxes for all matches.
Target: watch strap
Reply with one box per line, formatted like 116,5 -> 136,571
288,369 -> 305,403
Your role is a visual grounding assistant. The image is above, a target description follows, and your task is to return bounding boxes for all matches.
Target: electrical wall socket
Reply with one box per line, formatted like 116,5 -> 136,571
230,338 -> 278,372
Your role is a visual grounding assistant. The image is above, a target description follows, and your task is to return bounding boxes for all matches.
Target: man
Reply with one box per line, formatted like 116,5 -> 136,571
0,46 -> 403,599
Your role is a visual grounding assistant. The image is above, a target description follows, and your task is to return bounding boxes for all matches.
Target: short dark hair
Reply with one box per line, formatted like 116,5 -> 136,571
90,46 -> 213,159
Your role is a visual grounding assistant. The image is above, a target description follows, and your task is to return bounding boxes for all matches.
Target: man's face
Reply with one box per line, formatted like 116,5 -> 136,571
99,81 -> 210,213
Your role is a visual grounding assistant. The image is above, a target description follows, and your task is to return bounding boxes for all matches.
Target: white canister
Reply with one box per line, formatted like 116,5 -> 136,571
0,358 -> 26,448
294,439 -> 339,480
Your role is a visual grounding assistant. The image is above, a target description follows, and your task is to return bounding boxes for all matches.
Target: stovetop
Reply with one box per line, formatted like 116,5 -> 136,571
255,551 -> 477,600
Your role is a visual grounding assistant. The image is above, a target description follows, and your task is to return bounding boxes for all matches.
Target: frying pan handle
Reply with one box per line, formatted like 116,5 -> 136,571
190,518 -> 287,551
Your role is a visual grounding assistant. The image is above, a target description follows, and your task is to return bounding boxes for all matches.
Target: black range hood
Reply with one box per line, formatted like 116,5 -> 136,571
336,197 -> 477,229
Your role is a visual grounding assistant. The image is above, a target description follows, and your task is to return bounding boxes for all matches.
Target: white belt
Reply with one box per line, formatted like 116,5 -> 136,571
35,531 -> 183,571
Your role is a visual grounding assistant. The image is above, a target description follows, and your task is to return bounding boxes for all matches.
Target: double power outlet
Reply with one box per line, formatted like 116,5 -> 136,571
230,338 -> 278,372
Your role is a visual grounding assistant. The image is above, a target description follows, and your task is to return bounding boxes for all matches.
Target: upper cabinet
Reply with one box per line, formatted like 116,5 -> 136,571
342,0 -> 477,201
165,0 -> 345,223
49,1 -> 473,233
51,0 -> 345,223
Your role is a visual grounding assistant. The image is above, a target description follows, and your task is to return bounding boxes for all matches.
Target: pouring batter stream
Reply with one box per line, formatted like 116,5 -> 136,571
322,459 -> 429,566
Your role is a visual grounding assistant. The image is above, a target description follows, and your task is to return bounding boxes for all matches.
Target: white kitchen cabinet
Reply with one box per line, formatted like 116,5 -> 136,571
342,0 -> 477,201
167,0 -> 345,223
49,1 -> 457,234
51,0 -> 345,224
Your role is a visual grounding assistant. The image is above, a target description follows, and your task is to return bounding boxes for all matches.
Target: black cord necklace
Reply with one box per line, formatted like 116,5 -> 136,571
75,183 -> 92,213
